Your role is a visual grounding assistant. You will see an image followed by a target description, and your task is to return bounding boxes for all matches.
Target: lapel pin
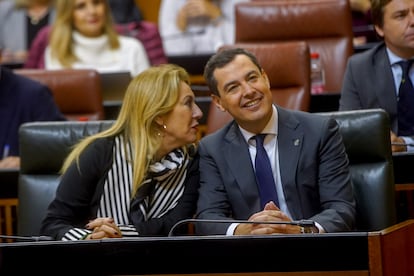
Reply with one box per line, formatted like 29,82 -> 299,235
293,139 -> 300,146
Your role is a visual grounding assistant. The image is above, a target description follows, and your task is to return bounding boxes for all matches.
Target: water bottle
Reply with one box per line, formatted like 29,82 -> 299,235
310,52 -> 325,94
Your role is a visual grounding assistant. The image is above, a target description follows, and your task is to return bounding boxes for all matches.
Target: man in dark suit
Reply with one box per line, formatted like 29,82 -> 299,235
339,0 -> 414,153
195,48 -> 356,235
0,65 -> 66,168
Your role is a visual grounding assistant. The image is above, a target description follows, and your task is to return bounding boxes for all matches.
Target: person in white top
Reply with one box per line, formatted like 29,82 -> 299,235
159,0 -> 248,56
45,0 -> 149,77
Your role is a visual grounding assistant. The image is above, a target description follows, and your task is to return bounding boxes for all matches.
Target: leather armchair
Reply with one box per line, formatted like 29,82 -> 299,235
17,120 -> 113,236
318,109 -> 397,231
207,41 -> 311,134
206,107 -> 396,231
235,0 -> 354,94
17,109 -> 396,235
14,69 -> 105,121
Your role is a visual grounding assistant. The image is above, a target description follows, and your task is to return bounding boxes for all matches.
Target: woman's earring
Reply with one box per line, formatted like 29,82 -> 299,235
157,124 -> 167,136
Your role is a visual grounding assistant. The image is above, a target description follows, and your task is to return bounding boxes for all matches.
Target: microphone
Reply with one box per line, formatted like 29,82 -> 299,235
168,218 -> 317,237
0,234 -> 53,242
391,142 -> 414,147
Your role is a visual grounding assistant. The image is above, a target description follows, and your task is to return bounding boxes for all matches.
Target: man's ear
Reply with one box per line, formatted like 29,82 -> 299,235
211,94 -> 226,112
374,25 -> 384,38
262,69 -> 270,88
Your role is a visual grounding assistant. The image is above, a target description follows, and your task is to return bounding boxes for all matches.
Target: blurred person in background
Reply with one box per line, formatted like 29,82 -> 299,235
350,0 -> 379,45
24,0 -> 149,77
0,65 -> 66,169
0,0 -> 55,63
340,0 -> 414,153
108,0 -> 142,24
159,0 -> 248,56
109,0 -> 168,65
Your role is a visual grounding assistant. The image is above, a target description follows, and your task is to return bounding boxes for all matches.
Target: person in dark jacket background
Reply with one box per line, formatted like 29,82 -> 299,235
0,65 -> 66,169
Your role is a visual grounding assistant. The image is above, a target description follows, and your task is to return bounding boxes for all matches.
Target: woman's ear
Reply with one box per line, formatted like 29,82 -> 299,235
154,116 -> 164,126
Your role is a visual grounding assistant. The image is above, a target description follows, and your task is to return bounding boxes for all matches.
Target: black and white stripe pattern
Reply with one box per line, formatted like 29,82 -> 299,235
141,150 -> 188,219
62,135 -> 189,240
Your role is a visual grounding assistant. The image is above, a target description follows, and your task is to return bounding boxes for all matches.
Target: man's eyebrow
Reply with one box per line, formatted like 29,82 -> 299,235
223,80 -> 238,92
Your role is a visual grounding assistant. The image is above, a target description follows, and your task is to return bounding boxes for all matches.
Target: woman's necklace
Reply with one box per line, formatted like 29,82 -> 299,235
27,7 -> 48,25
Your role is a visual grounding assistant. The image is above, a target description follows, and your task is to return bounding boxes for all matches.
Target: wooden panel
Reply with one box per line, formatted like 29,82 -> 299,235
369,219 -> 414,276
0,198 -> 18,242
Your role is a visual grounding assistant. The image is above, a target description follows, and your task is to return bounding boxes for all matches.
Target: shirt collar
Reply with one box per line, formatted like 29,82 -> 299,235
386,47 -> 414,66
239,105 -> 278,143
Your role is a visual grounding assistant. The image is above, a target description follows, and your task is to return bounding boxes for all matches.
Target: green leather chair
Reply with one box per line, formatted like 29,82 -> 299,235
318,108 -> 397,231
17,108 -> 396,236
17,120 -> 113,237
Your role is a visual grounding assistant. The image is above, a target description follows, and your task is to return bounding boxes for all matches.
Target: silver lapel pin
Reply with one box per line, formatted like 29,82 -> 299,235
293,139 -> 300,146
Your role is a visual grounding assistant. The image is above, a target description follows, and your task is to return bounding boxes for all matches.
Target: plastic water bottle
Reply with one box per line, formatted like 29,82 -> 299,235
310,52 -> 325,94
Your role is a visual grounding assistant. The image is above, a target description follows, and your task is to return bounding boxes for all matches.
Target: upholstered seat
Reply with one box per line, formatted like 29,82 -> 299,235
317,109 -> 396,231
17,109 -> 396,235
206,108 -> 397,231
235,0 -> 354,94
17,120 -> 113,236
15,69 -> 105,121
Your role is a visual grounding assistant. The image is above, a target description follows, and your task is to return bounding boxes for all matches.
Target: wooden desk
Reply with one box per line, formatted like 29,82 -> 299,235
0,169 -> 19,237
368,219 -> 414,276
0,220 -> 413,275
393,152 -> 414,220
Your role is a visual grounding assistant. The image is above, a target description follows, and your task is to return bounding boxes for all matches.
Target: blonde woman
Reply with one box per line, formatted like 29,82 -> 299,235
44,0 -> 149,77
0,0 -> 55,62
40,64 -> 203,240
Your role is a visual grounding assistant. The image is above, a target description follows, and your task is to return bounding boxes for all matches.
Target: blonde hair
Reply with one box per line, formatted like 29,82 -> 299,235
61,64 -> 191,197
49,0 -> 119,67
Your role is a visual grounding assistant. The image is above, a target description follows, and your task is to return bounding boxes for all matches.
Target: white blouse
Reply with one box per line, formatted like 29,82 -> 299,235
45,31 -> 150,77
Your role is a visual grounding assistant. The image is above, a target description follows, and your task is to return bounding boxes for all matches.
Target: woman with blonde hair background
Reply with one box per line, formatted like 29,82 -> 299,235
40,64 -> 203,240
25,0 -> 149,76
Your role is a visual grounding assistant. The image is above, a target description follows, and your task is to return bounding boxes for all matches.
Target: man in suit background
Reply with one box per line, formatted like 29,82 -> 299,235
195,48 -> 356,235
0,65 -> 65,168
339,0 -> 414,153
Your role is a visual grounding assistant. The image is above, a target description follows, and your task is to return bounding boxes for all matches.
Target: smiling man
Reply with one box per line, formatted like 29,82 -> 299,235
195,48 -> 356,236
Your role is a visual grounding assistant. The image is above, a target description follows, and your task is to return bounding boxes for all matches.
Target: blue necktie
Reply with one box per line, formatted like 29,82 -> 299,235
254,134 -> 279,208
397,59 -> 414,136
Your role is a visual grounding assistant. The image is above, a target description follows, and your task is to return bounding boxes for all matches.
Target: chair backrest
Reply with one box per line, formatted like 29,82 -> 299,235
206,41 -> 311,134
317,109 -> 397,231
235,0 -> 354,93
18,120 -> 114,236
14,69 -> 105,121
17,110 -> 396,235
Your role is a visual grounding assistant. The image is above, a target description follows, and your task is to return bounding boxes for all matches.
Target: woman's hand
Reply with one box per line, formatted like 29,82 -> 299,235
85,217 -> 122,240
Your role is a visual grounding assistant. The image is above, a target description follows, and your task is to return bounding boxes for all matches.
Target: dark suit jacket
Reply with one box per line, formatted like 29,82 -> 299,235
196,106 -> 356,234
339,42 -> 400,133
0,66 -> 66,157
